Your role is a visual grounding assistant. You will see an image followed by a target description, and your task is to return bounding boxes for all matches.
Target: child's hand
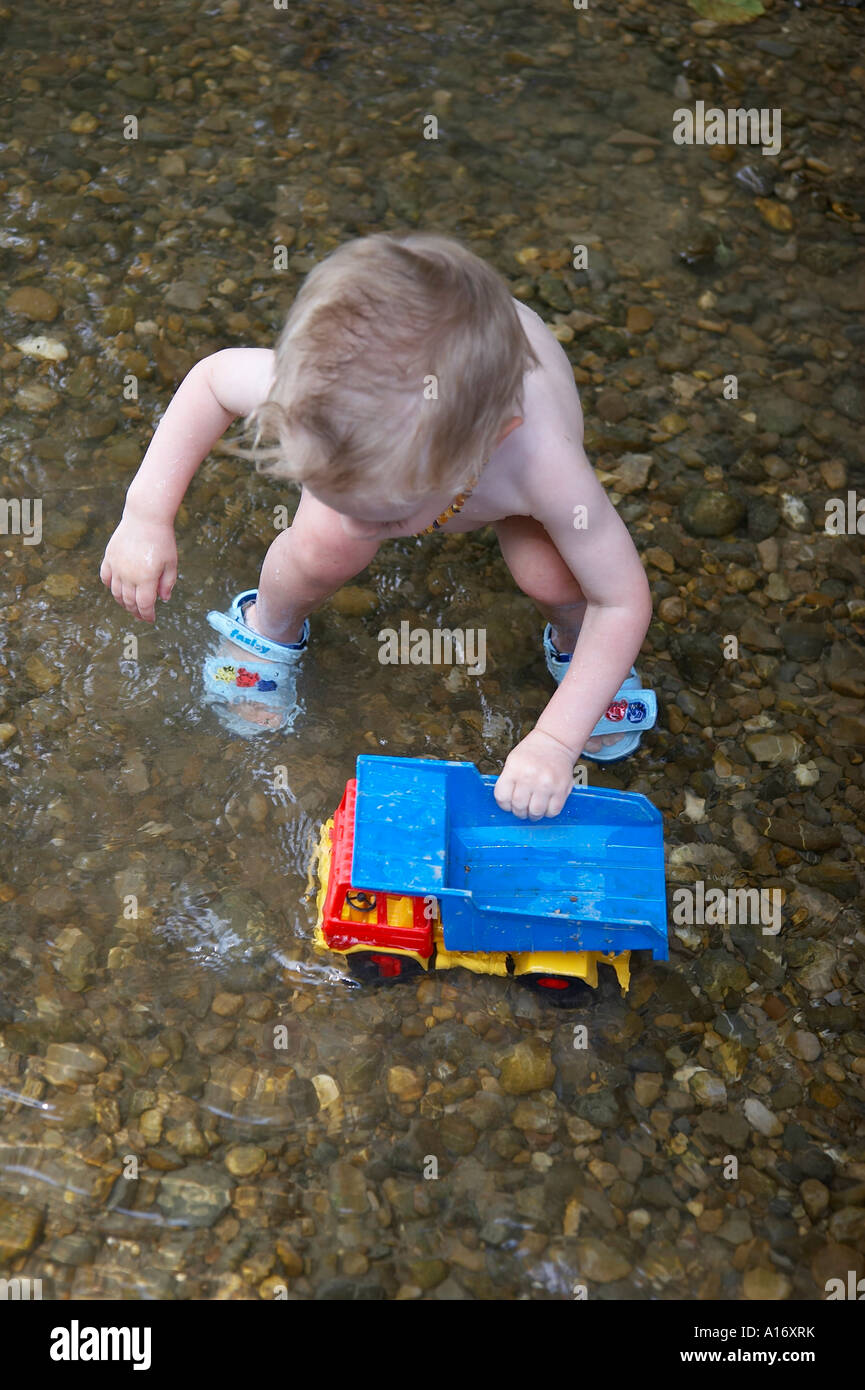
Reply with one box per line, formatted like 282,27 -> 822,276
494,728 -> 576,820
100,515 -> 178,623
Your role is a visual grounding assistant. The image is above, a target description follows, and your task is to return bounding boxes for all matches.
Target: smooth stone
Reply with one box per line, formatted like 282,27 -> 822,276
800,1179 -> 830,1221
756,817 -> 841,852
14,334 -> 68,362
52,927 -> 95,991
328,1161 -> 370,1216
225,1145 -> 266,1177
626,305 -> 654,333
743,1267 -> 792,1300
689,1071 -> 727,1108
779,494 -> 811,531
43,514 -> 88,549
743,1097 -> 783,1138
43,1042 -> 108,1086
739,616 -> 783,651
787,1030 -> 821,1062
744,733 -> 803,765
14,383 -> 60,413
797,864 -> 859,902
0,1196 -> 43,1260
331,586 -> 377,617
6,286 -> 60,320
164,280 -> 208,311
498,1038 -> 556,1095
575,1238 -> 631,1283
778,622 -> 825,662
831,382 -> 865,423
156,1165 -> 233,1227
680,488 -> 745,537
747,496 -> 779,540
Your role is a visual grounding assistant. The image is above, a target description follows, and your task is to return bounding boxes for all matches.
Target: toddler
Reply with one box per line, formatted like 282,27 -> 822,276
101,233 -> 657,820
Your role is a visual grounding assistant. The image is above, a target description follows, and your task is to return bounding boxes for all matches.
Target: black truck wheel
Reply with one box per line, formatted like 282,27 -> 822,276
517,972 -> 594,1007
346,951 -> 427,985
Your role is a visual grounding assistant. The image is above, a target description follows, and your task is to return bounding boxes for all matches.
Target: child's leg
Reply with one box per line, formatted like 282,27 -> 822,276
493,515 -> 586,652
239,489 -> 381,647
493,515 -> 622,752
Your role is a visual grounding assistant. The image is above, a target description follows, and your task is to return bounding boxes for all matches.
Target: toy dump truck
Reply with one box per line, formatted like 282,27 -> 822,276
312,755 -> 667,1000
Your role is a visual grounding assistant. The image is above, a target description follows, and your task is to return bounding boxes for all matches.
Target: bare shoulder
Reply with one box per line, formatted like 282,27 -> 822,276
203,347 -> 275,417
506,301 -> 596,506
513,300 -> 586,434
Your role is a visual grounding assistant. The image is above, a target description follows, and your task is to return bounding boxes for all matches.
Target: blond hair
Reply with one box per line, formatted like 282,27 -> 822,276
242,233 -> 539,506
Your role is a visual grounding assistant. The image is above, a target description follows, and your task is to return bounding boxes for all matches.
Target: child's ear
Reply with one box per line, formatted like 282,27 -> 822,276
497,416 -> 524,444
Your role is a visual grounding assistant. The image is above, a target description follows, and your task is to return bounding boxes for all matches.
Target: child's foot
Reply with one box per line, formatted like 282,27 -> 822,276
542,624 -> 657,763
203,589 -> 308,736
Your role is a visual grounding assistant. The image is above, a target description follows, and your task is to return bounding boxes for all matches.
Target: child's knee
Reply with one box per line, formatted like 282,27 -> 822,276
496,518 -> 584,607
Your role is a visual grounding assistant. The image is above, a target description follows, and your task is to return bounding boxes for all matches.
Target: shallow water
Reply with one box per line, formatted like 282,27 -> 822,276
1,0 -> 864,1300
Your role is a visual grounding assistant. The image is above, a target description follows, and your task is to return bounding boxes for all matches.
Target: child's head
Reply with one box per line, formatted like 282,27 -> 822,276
245,233 -> 539,513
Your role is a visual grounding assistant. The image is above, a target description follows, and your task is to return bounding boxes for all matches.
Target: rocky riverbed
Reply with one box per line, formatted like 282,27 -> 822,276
1,0 -> 863,1300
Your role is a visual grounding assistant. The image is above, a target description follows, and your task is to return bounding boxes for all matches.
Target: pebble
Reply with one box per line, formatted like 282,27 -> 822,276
387,1066 -> 424,1102
328,1161 -> 370,1217
606,451 -> 652,494
754,199 -> 794,232
743,1098 -> 783,1138
498,1038 -> 556,1095
43,1043 -> 108,1087
225,1145 -> 267,1177
744,733 -> 804,766
156,1166 -> 233,1227
14,383 -> 60,413
626,306 -> 654,333
680,489 -> 745,537
43,515 -> 88,549
800,1179 -> 830,1221
0,1197 -> 43,1260
743,1267 -> 792,1300
787,1031 -> 822,1063
331,586 -> 378,617
689,1071 -> 727,1108
52,927 -> 95,991
575,1238 -> 632,1283
6,286 -> 60,320
658,596 -> 685,623
14,334 -> 68,362
779,494 -> 811,532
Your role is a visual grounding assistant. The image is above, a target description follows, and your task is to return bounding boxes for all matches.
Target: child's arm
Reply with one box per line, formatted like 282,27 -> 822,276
494,460 -> 653,820
100,348 -> 274,622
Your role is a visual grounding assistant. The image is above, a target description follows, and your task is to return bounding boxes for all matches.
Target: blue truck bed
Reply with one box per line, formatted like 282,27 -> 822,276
350,756 -> 668,959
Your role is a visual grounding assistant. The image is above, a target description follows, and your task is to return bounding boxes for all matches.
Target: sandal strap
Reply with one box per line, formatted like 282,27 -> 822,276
206,591 -> 308,663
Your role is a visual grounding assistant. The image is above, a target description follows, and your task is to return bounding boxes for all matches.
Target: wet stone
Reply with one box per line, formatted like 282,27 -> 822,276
744,733 -> 803,766
6,286 -> 60,321
744,1097 -> 783,1138
43,1042 -> 107,1086
0,1196 -> 43,1260
498,1038 -> 555,1095
743,1267 -> 791,1300
574,1089 -> 620,1127
797,864 -> 859,902
778,622 -> 826,663
225,1145 -> 266,1178
575,1238 -> 632,1283
680,489 -> 745,538
156,1165 -> 233,1228
689,1071 -> 727,1108
787,1030 -> 821,1062
438,1114 -> 478,1155
328,1161 -> 369,1217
